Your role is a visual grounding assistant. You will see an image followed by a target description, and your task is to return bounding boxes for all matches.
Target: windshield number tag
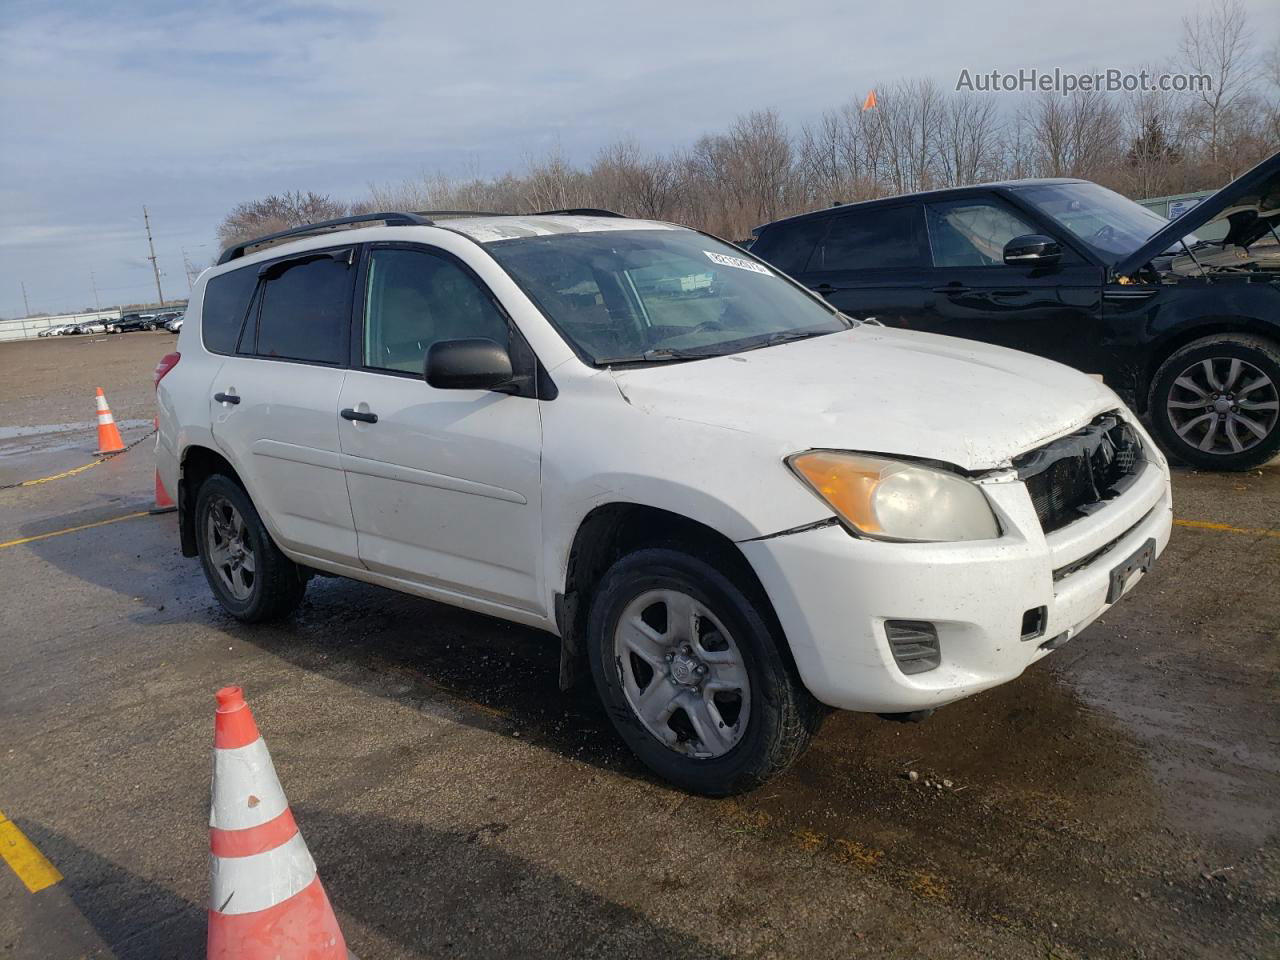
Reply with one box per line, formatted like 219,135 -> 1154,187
704,250 -> 772,275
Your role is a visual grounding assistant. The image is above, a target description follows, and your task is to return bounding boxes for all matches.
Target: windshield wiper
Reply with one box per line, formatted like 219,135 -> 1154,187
599,347 -> 711,365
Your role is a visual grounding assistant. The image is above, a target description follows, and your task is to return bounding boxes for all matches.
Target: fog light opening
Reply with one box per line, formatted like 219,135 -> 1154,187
885,620 -> 940,675
1020,606 -> 1047,641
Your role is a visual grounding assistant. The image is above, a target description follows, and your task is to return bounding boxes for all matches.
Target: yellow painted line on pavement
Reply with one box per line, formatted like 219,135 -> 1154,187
0,510 -> 149,550
1175,518 -> 1280,539
0,809 -> 62,893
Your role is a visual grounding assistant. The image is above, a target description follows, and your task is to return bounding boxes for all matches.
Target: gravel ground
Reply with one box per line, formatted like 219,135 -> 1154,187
0,333 -> 1276,959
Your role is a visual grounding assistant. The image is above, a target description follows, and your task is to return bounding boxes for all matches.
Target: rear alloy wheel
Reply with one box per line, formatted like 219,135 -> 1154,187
194,474 -> 306,622
588,547 -> 822,795
1151,335 -> 1280,471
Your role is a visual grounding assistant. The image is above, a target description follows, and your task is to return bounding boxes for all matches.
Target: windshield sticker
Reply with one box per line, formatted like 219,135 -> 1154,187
704,250 -> 772,275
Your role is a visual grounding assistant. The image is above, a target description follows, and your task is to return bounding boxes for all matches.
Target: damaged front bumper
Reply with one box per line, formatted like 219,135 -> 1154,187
739,458 -> 1173,714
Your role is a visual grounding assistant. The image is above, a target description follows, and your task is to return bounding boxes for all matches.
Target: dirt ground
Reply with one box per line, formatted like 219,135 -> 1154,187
0,333 -> 1277,959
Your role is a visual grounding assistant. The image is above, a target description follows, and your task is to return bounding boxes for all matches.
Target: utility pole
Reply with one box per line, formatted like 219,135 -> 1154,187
143,205 -> 165,307
182,247 -> 196,294
90,271 -> 101,311
21,281 -> 31,317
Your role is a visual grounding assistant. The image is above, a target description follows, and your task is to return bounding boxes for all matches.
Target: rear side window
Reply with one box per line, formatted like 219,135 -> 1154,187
246,253 -> 354,365
201,268 -> 258,355
753,217 -> 828,275
811,204 -> 926,271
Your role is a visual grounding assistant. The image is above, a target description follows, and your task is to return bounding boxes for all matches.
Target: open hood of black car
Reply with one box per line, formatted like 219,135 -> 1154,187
1113,151 -> 1280,278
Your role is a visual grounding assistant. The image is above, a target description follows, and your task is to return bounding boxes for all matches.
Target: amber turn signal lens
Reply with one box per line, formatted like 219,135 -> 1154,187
788,451 -> 887,535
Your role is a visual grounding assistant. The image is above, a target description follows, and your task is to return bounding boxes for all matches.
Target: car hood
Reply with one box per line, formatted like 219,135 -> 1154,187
1114,150 -> 1280,278
608,326 -> 1120,472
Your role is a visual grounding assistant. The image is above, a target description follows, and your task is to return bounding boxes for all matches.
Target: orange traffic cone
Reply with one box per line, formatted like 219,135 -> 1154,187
151,469 -> 176,514
94,388 -> 125,454
208,686 -> 349,959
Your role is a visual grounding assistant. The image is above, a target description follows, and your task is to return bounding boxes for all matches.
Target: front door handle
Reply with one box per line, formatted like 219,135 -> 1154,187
213,392 -> 240,405
932,284 -> 972,295
340,408 -> 378,424
814,283 -> 837,294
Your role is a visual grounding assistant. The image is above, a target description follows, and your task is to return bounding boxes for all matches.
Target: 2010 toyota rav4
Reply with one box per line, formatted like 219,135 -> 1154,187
156,210 -> 1173,795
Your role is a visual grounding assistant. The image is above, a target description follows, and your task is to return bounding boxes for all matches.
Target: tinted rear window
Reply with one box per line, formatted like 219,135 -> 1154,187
201,268 -> 258,354
752,217 -> 828,275
811,204 -> 926,271
248,254 -> 353,365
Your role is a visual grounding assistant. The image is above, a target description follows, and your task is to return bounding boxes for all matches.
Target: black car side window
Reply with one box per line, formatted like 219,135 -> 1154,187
926,200 -> 1039,268
754,217 -> 829,275
810,204 -> 926,271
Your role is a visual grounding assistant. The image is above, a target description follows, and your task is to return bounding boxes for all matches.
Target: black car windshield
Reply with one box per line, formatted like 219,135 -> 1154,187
485,229 -> 849,364
1015,182 -> 1187,260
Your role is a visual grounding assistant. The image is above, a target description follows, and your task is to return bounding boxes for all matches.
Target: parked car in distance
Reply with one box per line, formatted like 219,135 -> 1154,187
165,314 -> 184,332
158,210 -> 1172,795
750,151 -> 1280,470
115,313 -> 150,332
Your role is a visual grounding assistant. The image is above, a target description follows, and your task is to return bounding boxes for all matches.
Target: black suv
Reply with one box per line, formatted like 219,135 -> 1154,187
750,152 -> 1280,471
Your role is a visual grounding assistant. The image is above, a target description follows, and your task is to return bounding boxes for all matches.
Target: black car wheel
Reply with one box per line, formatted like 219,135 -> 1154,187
1150,334 -> 1280,471
587,547 -> 823,796
194,474 -> 307,622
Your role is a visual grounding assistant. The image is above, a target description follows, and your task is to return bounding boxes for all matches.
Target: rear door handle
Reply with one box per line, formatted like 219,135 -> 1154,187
932,285 -> 972,294
340,408 -> 378,424
213,392 -> 240,405
814,283 -> 836,294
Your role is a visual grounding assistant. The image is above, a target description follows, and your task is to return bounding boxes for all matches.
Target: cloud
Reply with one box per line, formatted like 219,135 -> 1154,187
1,0 -> 1277,314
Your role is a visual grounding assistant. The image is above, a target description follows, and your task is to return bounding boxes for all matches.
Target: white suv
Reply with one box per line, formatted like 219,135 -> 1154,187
156,210 -> 1173,795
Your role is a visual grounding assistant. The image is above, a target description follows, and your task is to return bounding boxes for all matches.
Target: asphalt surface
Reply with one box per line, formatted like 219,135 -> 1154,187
1,334 -> 1277,959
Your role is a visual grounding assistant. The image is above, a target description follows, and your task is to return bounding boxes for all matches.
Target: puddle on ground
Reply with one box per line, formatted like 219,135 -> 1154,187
0,419 -> 153,459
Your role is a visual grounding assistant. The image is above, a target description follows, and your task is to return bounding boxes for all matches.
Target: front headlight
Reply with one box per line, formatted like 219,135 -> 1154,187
786,451 -> 1000,542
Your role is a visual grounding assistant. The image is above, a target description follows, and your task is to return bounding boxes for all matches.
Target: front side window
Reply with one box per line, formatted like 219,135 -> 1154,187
363,248 -> 509,375
486,229 -> 848,364
926,200 -> 1039,267
811,205 -> 926,271
250,253 -> 353,364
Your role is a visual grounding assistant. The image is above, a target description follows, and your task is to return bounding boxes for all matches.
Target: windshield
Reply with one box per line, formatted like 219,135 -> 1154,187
1015,182 -> 1182,260
485,229 -> 849,364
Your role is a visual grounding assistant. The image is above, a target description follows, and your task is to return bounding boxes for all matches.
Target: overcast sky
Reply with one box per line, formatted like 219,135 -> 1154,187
1,0 -> 1276,317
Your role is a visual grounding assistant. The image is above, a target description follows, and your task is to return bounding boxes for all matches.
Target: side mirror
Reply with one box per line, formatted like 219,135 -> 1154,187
425,338 -> 513,391
1003,234 -> 1061,267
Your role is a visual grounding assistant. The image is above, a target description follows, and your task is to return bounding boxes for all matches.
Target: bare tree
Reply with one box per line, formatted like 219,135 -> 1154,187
1024,88 -> 1123,180
936,93 -> 1003,187
216,192 -> 348,248
1180,0 -> 1253,171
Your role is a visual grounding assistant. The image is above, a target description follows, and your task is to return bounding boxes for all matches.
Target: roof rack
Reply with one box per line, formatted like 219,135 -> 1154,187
412,210 -> 510,219
217,211 -> 431,265
532,208 -> 627,218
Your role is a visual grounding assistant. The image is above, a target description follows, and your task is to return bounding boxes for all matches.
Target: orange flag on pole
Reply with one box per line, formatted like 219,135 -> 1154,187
862,90 -> 877,110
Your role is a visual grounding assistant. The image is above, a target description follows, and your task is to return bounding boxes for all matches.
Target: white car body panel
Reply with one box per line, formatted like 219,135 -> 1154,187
158,218 -> 1174,716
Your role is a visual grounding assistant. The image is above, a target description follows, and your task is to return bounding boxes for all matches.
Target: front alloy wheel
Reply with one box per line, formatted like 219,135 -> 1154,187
1165,357 -> 1278,457
614,589 -> 751,758
1151,335 -> 1280,471
588,547 -> 822,795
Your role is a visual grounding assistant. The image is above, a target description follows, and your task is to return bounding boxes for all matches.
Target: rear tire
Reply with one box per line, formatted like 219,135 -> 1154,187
587,547 -> 822,796
1149,334 -> 1280,471
194,474 -> 306,622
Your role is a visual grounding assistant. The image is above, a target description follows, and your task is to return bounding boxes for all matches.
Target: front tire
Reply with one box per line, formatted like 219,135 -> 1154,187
587,547 -> 822,796
1149,334 -> 1280,471
194,474 -> 306,622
